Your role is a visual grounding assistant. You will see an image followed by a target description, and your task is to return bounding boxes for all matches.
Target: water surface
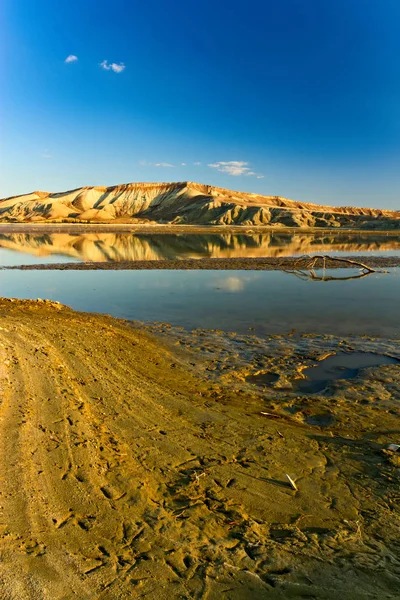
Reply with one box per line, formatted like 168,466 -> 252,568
295,352 -> 399,393
1,231 -> 399,266
1,268 -> 399,337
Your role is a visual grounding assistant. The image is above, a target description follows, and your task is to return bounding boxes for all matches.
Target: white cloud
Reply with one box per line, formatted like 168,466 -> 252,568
208,160 -> 263,178
139,160 -> 174,167
208,161 -> 249,176
40,148 -> 52,159
65,55 -> 78,63
111,63 -> 125,73
100,60 -> 126,73
193,162 -> 201,165
181,162 -> 186,166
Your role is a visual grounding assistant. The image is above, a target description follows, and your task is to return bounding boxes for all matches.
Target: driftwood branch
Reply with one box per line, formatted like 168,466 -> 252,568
293,254 -> 387,273
289,254 -> 389,281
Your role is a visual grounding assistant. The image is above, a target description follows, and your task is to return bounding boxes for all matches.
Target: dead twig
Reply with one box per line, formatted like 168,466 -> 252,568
260,411 -> 282,419
285,474 -> 298,491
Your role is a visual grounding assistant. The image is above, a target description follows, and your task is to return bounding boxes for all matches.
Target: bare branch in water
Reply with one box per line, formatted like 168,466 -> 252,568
285,270 -> 374,282
288,254 -> 388,282
293,254 -> 388,273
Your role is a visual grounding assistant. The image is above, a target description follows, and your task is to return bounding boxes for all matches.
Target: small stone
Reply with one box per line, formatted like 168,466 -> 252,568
387,444 -> 400,453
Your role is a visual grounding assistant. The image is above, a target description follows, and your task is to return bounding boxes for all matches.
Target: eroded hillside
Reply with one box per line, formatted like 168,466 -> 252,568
1,182 -> 399,229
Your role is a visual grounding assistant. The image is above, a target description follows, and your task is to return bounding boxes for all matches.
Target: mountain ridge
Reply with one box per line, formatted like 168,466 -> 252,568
1,181 -> 399,228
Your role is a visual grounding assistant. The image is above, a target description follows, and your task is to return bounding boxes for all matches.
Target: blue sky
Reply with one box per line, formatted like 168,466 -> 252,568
1,0 -> 399,208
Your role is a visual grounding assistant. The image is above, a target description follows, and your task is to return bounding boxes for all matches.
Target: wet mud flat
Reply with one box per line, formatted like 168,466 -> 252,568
0,299 -> 399,599
3,254 -> 400,271
149,322 -> 400,432
1,223 -> 399,235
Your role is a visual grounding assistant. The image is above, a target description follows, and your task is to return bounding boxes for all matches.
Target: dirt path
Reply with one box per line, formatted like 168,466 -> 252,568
0,299 -> 399,599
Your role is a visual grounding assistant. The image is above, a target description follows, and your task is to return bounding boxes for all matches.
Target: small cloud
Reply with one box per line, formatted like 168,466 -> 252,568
139,160 -> 175,167
65,55 -> 78,63
193,162 -> 201,166
208,161 -> 250,176
110,63 -> 125,73
100,60 -> 125,73
181,162 -> 186,166
208,160 -> 263,178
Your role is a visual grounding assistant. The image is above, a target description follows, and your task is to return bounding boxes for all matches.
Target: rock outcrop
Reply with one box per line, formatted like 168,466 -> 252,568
1,182 -> 399,229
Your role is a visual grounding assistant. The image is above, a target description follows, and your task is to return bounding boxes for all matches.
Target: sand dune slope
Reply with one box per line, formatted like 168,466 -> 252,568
0,300 -> 399,599
1,182 -> 399,228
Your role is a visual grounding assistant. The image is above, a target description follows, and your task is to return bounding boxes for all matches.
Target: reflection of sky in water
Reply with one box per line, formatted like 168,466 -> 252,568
0,248 -> 80,266
315,249 -> 400,257
212,274 -> 261,292
1,269 -> 399,337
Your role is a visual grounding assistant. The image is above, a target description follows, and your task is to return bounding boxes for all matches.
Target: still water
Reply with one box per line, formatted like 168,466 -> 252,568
294,352 -> 399,393
0,231 -> 400,265
1,268 -> 399,337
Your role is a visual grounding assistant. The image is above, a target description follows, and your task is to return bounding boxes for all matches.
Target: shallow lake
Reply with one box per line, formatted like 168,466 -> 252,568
1,268 -> 399,337
0,231 -> 400,266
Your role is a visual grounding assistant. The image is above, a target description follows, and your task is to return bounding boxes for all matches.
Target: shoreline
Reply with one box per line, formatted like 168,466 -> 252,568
0,298 -> 399,598
0,222 -> 399,234
3,255 -> 400,270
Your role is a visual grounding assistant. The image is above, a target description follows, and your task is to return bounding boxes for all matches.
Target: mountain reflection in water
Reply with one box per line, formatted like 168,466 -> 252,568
0,231 -> 400,264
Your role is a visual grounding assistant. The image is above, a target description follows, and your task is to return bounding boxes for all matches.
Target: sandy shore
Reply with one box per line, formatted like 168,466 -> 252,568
3,255 -> 400,271
0,222 -> 399,234
0,299 -> 399,599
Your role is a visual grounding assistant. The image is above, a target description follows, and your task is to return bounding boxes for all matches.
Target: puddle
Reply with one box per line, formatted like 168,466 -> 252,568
246,372 -> 280,386
295,352 -> 399,394
305,413 -> 336,427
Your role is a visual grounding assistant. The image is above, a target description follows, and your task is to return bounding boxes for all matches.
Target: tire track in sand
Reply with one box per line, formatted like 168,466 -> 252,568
0,299 -> 399,599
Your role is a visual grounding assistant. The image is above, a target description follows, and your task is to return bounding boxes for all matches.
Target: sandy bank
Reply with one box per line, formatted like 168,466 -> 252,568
3,255 -> 400,271
0,299 -> 399,599
0,222 -> 400,236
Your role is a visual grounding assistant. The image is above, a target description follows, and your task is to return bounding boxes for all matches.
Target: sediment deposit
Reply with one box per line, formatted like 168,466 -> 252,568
0,299 -> 399,599
1,182 -> 399,228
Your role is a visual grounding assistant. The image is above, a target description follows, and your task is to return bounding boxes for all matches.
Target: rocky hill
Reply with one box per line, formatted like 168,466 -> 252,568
0,181 -> 399,229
